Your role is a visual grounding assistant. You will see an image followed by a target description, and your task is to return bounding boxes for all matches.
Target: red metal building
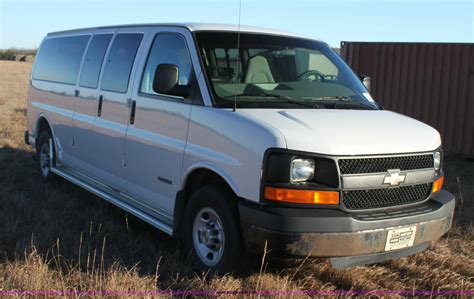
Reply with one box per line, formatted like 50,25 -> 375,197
341,42 -> 474,156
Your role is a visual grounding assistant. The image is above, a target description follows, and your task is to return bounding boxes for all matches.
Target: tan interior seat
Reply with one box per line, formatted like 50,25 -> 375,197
244,55 -> 275,83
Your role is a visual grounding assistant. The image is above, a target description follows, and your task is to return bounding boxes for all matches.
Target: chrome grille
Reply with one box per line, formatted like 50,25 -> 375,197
338,154 -> 434,174
342,183 -> 432,210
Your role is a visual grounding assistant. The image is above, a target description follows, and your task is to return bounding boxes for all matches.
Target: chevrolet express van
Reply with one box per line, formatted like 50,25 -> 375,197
25,23 -> 455,272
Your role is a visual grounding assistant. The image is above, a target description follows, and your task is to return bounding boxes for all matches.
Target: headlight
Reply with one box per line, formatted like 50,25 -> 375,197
290,158 -> 315,183
264,151 -> 339,188
434,151 -> 441,170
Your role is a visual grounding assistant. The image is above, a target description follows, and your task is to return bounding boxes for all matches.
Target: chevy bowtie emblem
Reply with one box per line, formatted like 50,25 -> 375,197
383,170 -> 406,186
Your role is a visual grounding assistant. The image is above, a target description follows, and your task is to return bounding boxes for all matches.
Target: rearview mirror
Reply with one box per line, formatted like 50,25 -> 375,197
153,64 -> 190,97
359,75 -> 371,91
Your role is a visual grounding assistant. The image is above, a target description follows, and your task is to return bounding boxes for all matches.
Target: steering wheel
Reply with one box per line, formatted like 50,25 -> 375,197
296,70 -> 325,82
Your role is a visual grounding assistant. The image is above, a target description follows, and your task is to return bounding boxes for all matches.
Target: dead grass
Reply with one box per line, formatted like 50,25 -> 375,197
0,60 -> 473,296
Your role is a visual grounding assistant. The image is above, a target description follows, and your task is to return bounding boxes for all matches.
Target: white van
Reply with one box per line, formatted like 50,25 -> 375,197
25,23 -> 454,272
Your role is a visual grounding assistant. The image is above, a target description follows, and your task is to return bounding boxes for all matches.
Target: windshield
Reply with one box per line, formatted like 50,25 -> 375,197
195,32 -> 379,110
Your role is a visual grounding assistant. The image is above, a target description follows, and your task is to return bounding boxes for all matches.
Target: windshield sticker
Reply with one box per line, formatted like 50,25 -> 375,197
363,92 -> 375,103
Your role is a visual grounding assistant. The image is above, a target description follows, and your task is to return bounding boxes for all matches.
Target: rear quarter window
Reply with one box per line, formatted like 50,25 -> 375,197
33,35 -> 90,85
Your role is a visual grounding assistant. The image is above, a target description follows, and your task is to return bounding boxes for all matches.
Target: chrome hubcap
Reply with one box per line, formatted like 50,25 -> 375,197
40,142 -> 51,177
192,207 -> 225,266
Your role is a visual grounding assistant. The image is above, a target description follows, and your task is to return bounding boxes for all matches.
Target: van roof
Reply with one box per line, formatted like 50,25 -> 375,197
47,23 -> 320,41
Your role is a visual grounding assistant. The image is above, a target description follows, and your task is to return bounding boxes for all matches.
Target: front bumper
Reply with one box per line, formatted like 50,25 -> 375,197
239,189 -> 455,267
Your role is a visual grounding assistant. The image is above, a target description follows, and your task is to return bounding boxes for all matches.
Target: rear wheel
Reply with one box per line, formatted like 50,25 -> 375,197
36,130 -> 55,181
182,185 -> 243,273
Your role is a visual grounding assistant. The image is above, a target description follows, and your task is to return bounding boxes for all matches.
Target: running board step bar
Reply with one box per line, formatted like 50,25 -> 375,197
50,166 -> 173,235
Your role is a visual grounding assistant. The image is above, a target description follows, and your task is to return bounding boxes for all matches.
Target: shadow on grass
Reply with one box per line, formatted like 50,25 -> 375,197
0,146 -> 245,288
0,145 -> 472,290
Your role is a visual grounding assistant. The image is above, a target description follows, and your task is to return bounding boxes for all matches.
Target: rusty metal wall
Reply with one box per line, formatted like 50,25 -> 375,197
340,42 -> 474,156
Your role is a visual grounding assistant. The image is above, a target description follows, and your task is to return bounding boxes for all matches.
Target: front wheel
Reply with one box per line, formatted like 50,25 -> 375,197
182,185 -> 243,273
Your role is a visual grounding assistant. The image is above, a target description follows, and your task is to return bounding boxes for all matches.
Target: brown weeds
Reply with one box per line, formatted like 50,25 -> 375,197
0,61 -> 473,296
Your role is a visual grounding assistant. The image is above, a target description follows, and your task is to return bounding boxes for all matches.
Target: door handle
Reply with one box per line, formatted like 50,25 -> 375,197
130,100 -> 137,125
97,95 -> 103,117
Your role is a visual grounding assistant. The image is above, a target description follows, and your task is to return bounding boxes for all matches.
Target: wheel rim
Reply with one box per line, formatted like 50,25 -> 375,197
192,207 -> 225,267
40,142 -> 51,177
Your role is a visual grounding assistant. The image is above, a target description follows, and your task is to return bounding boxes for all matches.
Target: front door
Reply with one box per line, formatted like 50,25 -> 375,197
125,29 -> 195,219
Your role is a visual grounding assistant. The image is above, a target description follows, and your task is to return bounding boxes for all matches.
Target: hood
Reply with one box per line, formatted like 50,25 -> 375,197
240,109 -> 441,156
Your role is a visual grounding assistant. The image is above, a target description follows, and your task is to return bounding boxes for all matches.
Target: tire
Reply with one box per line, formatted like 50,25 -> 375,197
182,185 -> 244,273
36,130 -> 55,181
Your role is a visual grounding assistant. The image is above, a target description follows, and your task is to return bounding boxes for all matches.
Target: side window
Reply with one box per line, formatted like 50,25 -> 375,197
100,33 -> 143,93
33,35 -> 90,85
141,33 -> 193,95
79,34 -> 113,89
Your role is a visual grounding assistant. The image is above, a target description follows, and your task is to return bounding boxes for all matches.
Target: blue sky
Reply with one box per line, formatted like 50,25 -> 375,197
0,0 -> 472,49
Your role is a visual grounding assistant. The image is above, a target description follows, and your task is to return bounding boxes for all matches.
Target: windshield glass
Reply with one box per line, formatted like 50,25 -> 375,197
195,32 -> 378,110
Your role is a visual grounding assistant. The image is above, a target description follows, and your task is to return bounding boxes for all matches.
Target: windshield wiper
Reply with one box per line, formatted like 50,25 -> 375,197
305,96 -> 378,110
225,93 -> 318,108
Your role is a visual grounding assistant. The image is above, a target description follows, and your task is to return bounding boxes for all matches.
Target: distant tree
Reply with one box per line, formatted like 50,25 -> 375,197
11,48 -> 37,56
0,50 -> 16,60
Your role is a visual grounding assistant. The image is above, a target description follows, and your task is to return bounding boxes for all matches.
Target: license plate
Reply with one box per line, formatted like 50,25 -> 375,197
384,225 -> 417,251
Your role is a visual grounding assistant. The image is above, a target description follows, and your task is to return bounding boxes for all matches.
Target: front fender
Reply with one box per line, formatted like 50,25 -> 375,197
181,161 -> 241,196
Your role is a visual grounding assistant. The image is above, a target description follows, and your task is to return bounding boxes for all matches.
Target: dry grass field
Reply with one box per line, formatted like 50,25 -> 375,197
0,60 -> 473,296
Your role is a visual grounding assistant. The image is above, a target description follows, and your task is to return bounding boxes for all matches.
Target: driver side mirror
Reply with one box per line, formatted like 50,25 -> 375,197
359,74 -> 371,92
153,63 -> 190,98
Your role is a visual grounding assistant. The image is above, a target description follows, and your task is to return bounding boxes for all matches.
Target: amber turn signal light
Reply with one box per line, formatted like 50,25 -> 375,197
432,176 -> 444,193
264,187 -> 339,205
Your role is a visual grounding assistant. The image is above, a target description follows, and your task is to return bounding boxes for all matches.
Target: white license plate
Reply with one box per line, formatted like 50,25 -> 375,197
384,225 -> 417,251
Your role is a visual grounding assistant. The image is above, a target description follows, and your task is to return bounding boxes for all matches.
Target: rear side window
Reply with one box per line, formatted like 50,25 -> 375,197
100,33 -> 143,93
79,34 -> 113,89
33,35 -> 90,85
141,33 -> 193,95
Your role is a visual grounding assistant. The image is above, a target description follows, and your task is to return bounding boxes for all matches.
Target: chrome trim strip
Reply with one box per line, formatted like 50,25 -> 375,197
119,191 -> 173,222
51,167 -> 173,235
66,165 -> 173,223
334,151 -> 436,160
32,102 -> 74,118
127,126 -> 186,152
73,112 -> 95,125
32,101 -> 126,135
94,117 -> 128,134
342,169 -> 436,190
334,150 -> 439,212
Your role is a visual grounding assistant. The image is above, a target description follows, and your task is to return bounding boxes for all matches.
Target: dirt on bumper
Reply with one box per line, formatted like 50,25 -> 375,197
241,214 -> 453,257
